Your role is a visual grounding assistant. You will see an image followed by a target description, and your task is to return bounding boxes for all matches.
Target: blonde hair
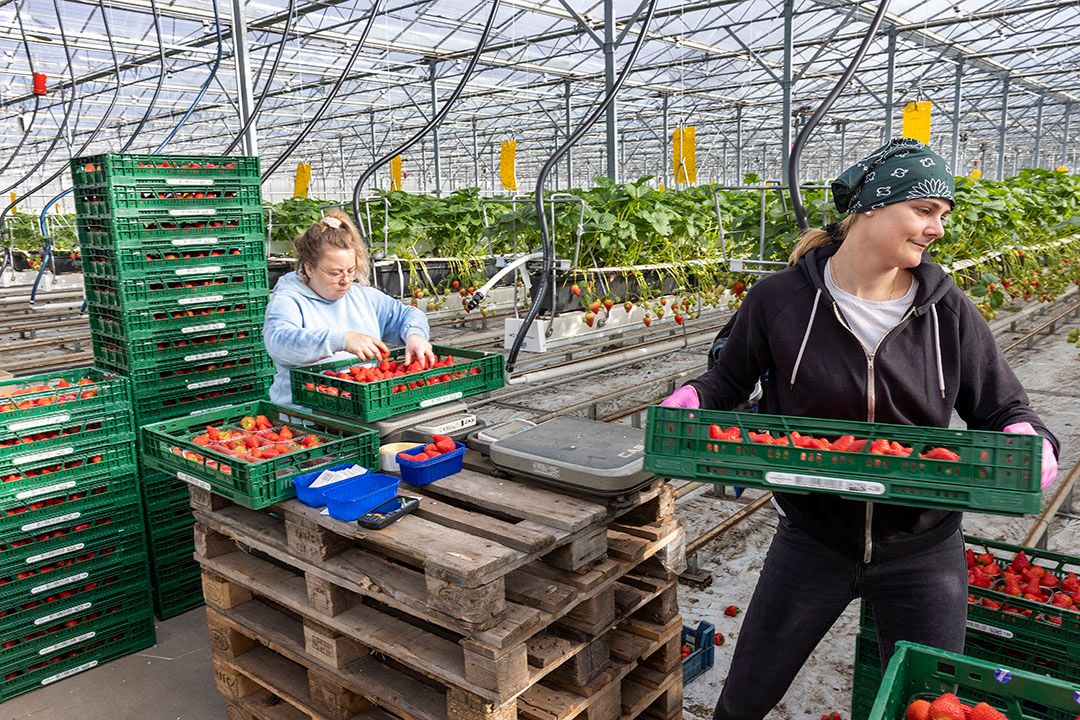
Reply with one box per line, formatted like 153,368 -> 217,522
294,210 -> 371,284
787,213 -> 860,265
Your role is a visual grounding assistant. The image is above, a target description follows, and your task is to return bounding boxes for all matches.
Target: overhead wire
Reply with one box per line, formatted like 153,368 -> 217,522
0,0 -> 42,176
502,0 -> 660,375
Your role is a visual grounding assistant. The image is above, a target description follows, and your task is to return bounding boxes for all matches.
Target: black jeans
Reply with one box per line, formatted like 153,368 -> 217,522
712,515 -> 967,720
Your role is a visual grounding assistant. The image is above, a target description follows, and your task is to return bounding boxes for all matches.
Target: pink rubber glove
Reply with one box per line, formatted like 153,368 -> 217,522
660,385 -> 700,409
1004,422 -> 1058,489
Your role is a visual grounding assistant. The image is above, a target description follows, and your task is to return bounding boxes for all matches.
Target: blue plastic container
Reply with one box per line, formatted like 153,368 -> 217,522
396,442 -> 467,486
292,463 -> 368,508
321,473 -> 399,521
682,621 -> 716,686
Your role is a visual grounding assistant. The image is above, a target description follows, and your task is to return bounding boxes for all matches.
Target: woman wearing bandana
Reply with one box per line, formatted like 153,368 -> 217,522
263,210 -> 435,409
662,139 -> 1060,720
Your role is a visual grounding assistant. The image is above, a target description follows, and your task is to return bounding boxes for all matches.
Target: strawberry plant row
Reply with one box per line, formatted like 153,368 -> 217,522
92,326 -> 262,374
140,401 -> 380,510
0,471 -> 138,536
0,369 -> 129,422
73,180 -> 262,218
83,266 -> 268,310
645,407 -> 1043,516
289,344 -> 505,422
87,298 -> 266,342
81,235 -> 265,281
71,153 -> 260,185
0,442 -> 136,507
866,642 -> 1080,720
77,210 -> 264,247
0,612 -> 155,703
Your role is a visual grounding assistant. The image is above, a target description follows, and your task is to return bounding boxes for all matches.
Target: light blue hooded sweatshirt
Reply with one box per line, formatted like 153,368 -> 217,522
263,271 -> 430,407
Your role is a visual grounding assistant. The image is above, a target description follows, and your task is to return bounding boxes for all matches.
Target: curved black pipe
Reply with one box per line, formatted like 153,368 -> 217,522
503,0 -> 659,376
0,0 -> 41,176
118,0 -> 166,151
261,0 -> 383,182
224,0 -> 295,155
788,0 -> 891,231
351,0 -> 501,239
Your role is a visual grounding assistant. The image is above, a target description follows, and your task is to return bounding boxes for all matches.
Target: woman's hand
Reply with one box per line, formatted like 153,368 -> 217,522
660,385 -> 700,409
343,332 -> 389,361
404,334 -> 437,368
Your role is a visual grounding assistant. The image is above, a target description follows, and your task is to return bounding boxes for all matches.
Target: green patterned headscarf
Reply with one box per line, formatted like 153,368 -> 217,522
831,138 -> 955,214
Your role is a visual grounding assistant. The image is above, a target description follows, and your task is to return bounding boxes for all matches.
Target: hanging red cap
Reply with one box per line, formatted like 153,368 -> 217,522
32,73 -> 47,95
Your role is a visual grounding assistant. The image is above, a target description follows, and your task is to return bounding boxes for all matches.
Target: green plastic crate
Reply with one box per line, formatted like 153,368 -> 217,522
0,562 -> 151,646
131,375 -> 273,427
1,423 -> 136,484
81,236 -> 265,281
151,573 -> 203,620
72,153 -> 260,185
88,298 -> 266,342
140,400 -> 380,509
0,613 -> 156,703
127,354 -> 273,403
83,266 -> 268,310
73,179 -> 262,218
77,209 -> 265,247
92,327 -> 261,374
0,471 -> 138,536
644,407 -> 1042,516
290,344 -> 505,422
863,642 -> 1080,720
0,441 -> 137,508
0,368 -> 130,424
1,408 -> 133,463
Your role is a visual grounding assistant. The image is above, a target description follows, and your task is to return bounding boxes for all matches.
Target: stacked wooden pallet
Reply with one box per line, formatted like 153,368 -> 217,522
189,466 -> 686,720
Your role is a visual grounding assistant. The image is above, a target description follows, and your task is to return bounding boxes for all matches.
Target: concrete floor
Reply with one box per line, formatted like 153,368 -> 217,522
4,608 -> 223,720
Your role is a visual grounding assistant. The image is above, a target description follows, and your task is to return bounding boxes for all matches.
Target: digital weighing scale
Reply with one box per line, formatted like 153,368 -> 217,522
361,401 -> 478,443
488,416 -> 654,496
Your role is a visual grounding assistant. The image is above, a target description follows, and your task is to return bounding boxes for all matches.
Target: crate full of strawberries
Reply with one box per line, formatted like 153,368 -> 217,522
290,344 -> 504,422
645,407 -> 1043,516
867,642 -> 1080,720
140,400 -> 379,509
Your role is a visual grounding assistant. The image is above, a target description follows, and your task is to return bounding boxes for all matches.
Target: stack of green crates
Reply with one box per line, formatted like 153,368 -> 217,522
851,536 -> 1080,720
0,370 -> 155,703
70,153 -> 273,620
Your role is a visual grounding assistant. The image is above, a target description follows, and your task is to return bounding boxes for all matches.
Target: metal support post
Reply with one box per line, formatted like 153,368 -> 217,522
997,76 -> 1010,181
839,122 -> 847,173
472,118 -> 479,188
950,57 -> 963,172
662,94 -> 669,186
1034,97 -> 1044,169
430,60 -> 442,196
604,0 -> 618,182
230,0 -> 258,155
884,27 -> 897,141
1063,103 -> 1073,168
781,0 -> 794,184
565,80 -> 574,187
735,104 -> 743,184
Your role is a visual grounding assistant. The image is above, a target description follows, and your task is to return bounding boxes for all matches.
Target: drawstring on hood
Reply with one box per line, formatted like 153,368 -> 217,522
790,288 -> 822,389
929,304 -> 945,399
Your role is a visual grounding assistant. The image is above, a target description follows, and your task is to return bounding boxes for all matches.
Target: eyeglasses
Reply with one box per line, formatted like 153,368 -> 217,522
315,265 -> 358,281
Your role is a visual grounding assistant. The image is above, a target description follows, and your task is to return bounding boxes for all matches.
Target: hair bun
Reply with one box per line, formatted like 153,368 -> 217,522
320,216 -> 343,229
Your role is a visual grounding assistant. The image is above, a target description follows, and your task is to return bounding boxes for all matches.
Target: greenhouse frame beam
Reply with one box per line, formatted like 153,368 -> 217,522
997,75 -> 1010,181
231,0 -> 258,155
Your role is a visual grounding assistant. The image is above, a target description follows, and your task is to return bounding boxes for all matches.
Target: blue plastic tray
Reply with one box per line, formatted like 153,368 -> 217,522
322,472 -> 398,521
396,442 -> 466,486
682,621 -> 716,686
292,462 -> 368,508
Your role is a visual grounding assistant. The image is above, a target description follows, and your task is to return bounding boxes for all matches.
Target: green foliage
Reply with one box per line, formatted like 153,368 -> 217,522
4,212 -> 78,252
263,196 -> 339,251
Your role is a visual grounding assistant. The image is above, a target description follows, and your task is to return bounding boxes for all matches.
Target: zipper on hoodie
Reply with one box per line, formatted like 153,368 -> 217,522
830,303 -> 915,563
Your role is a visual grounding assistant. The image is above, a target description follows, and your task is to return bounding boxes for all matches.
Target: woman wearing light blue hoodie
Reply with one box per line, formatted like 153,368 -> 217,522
263,210 -> 434,408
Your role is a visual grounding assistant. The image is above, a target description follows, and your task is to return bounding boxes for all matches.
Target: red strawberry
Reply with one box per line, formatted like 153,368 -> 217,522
723,605 -> 739,617
907,700 -> 931,720
1060,573 -> 1079,594
1011,550 -> 1031,572
969,703 -> 1006,720
1038,573 -> 1059,589
571,284 -> 581,296
929,693 -> 967,720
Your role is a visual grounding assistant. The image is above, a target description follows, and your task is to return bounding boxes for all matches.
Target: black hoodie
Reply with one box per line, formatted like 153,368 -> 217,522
687,243 -> 1059,563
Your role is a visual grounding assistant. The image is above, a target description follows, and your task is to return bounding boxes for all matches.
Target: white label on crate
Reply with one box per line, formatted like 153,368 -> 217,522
181,322 -> 227,334
184,350 -> 229,363
32,572 -> 89,595
419,391 -> 463,409
531,462 -> 561,479
26,543 -> 85,564
177,472 -> 211,491
189,405 -> 232,416
171,237 -> 219,247
17,480 -> 77,500
6,413 -> 71,433
168,208 -> 215,217
166,178 -> 214,187
35,602 -> 93,626
177,295 -> 224,306
12,446 -> 75,466
41,661 -> 98,686
967,620 -> 1014,639
764,472 -> 886,496
39,631 -> 96,656
22,511 -> 80,532
174,266 -> 221,277
187,377 -> 231,390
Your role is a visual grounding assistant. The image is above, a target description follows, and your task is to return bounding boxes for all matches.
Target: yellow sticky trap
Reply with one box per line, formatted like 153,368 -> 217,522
9,191 -> 15,213
672,126 -> 697,184
500,139 -> 518,191
292,162 -> 312,199
902,101 -> 932,144
1056,166 -> 1069,173
390,155 -> 403,191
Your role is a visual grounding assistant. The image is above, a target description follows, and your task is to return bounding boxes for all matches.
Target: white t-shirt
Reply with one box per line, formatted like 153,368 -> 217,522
823,258 -> 918,354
